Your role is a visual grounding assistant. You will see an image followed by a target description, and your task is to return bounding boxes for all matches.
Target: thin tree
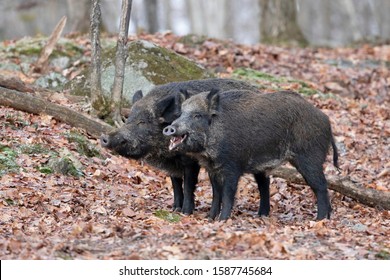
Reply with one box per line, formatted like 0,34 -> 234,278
90,0 -> 108,117
111,0 -> 133,127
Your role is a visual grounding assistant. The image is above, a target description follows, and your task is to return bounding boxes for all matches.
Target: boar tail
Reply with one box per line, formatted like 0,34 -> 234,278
331,136 -> 340,171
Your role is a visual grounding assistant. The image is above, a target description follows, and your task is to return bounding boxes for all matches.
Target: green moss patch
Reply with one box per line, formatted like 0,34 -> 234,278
0,145 -> 19,176
154,209 -> 181,223
65,132 -> 101,158
233,68 -> 319,96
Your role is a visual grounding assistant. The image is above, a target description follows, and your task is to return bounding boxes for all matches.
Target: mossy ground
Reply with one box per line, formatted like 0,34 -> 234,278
0,145 -> 19,176
65,131 -> 101,158
233,68 -> 319,96
0,37 -> 84,59
154,209 -> 181,223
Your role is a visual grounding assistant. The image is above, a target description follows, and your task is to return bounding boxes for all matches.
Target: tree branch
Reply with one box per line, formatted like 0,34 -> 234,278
35,16 -> 67,73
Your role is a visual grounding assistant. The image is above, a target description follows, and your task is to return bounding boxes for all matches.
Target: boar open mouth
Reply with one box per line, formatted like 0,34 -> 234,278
169,134 -> 187,151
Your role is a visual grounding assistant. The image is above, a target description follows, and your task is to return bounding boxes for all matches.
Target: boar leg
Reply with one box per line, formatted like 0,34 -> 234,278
171,176 -> 184,211
254,172 -> 270,216
208,172 -> 223,220
219,171 -> 241,221
182,163 -> 200,215
291,156 -> 332,220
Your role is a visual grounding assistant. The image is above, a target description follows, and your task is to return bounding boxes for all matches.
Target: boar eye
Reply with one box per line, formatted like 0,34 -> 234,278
193,113 -> 202,119
137,120 -> 146,126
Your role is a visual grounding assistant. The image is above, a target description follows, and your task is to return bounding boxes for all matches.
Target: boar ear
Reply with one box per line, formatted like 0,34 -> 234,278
176,89 -> 190,108
132,90 -> 143,104
207,88 -> 220,115
179,89 -> 191,100
156,95 -> 177,124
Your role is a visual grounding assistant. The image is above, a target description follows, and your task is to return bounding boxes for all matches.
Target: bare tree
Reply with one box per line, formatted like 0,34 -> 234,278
111,0 -> 133,127
259,0 -> 308,45
90,0 -> 108,117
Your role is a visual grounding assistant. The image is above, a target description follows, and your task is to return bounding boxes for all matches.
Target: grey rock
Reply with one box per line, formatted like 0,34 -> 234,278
67,40 -> 212,106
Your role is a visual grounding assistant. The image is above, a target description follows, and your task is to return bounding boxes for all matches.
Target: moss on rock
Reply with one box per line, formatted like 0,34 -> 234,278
68,40 -> 212,105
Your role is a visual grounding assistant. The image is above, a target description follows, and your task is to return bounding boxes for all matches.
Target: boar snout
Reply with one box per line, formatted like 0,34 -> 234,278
163,125 -> 177,136
163,125 -> 188,151
100,134 -> 110,147
100,133 -> 127,149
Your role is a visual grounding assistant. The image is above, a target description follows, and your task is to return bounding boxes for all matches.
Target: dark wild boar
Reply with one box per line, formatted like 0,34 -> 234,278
100,79 -> 258,214
163,89 -> 339,221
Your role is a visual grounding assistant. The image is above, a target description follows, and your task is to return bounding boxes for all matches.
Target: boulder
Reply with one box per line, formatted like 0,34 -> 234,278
68,40 -> 212,106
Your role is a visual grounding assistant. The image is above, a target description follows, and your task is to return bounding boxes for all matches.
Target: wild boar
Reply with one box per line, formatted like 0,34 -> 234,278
163,89 -> 339,221
100,79 -> 258,214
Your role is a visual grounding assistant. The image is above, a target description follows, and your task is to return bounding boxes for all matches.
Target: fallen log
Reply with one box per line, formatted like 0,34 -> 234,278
0,86 -> 112,138
0,85 -> 389,210
271,167 -> 390,210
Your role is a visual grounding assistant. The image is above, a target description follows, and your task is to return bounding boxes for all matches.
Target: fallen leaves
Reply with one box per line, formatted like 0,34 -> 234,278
1,33 -> 390,260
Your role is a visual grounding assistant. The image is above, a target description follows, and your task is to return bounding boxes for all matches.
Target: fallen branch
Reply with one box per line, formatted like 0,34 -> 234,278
271,167 -> 390,210
0,84 -> 388,210
35,16 -> 67,73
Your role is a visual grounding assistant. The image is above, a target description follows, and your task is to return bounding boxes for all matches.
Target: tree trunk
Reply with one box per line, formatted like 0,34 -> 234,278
90,0 -> 108,117
259,0 -> 308,46
342,0 -> 361,42
204,0 -> 227,39
67,0 -> 91,34
187,0 -> 207,35
144,0 -> 158,33
111,0 -> 133,127
161,0 -> 172,31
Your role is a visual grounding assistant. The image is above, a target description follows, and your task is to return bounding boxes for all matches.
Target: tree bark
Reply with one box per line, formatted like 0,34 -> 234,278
259,0 -> 308,46
111,0 -> 133,127
0,83 -> 389,210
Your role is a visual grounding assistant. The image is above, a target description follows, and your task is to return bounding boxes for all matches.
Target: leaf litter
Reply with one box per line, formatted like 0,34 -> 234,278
0,33 -> 389,259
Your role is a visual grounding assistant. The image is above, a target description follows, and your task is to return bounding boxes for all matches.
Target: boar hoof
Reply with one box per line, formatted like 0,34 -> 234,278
181,209 -> 193,216
316,211 -> 331,221
181,203 -> 195,215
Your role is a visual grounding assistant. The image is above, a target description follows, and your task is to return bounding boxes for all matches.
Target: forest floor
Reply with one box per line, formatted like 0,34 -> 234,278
0,33 -> 389,260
